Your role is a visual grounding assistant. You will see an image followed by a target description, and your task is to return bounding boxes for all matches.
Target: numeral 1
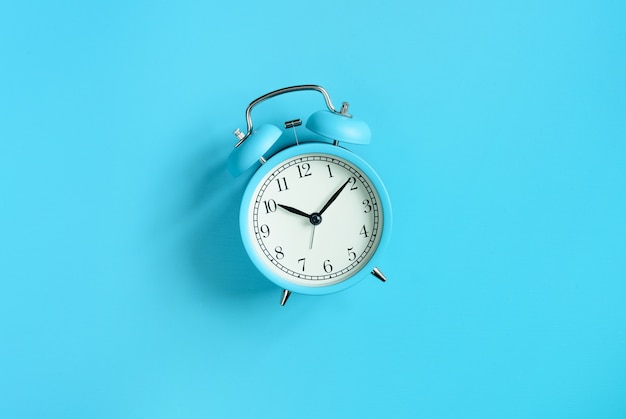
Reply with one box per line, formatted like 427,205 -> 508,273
326,164 -> 334,178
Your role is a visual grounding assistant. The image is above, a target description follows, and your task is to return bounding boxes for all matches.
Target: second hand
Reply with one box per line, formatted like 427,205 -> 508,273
309,225 -> 316,249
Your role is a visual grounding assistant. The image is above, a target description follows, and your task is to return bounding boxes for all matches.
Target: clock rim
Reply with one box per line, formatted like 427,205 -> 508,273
238,142 -> 392,295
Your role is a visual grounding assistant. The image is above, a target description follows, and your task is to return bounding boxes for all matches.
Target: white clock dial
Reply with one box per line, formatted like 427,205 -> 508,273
246,152 -> 384,287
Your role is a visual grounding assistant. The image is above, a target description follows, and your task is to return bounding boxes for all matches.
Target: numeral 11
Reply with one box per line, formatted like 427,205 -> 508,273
276,177 -> 288,192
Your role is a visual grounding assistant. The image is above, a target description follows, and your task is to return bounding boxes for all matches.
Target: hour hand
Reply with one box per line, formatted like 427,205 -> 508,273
277,203 -> 310,219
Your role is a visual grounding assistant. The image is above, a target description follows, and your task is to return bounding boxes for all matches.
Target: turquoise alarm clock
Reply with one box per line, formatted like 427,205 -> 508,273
228,85 -> 392,305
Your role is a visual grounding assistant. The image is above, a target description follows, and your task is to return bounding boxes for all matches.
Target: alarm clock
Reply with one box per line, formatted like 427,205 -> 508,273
227,85 -> 391,305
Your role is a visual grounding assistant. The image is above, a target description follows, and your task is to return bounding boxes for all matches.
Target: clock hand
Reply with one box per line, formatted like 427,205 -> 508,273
277,203 -> 311,219
309,225 -> 316,249
318,178 -> 351,215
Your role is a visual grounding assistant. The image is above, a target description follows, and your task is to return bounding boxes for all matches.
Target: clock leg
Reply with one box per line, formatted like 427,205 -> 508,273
371,267 -> 387,282
280,289 -> 292,306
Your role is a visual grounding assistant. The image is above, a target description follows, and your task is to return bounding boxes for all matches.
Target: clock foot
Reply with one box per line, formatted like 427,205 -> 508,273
280,289 -> 292,306
371,267 -> 387,282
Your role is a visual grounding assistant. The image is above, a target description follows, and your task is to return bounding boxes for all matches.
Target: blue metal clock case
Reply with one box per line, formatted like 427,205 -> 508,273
238,142 -> 392,295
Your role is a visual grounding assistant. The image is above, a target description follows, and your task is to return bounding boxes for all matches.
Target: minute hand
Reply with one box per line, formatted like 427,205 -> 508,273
318,178 -> 351,215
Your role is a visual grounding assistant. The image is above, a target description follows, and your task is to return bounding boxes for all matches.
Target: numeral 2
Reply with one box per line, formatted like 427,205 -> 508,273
348,177 -> 358,190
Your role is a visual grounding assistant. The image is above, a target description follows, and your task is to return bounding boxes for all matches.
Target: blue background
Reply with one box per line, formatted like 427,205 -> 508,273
1,1 -> 625,418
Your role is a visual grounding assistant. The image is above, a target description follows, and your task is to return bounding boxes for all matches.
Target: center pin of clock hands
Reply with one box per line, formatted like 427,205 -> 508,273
277,178 -> 352,249
276,203 -> 320,249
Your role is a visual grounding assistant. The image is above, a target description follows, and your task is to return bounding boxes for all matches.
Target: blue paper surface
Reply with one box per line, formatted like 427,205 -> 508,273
1,1 -> 625,418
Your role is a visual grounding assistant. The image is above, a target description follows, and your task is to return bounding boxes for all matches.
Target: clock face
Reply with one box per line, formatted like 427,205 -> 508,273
245,152 -> 384,287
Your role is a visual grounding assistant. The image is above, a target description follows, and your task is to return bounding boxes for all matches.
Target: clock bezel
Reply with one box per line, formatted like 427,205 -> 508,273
238,142 -> 392,295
